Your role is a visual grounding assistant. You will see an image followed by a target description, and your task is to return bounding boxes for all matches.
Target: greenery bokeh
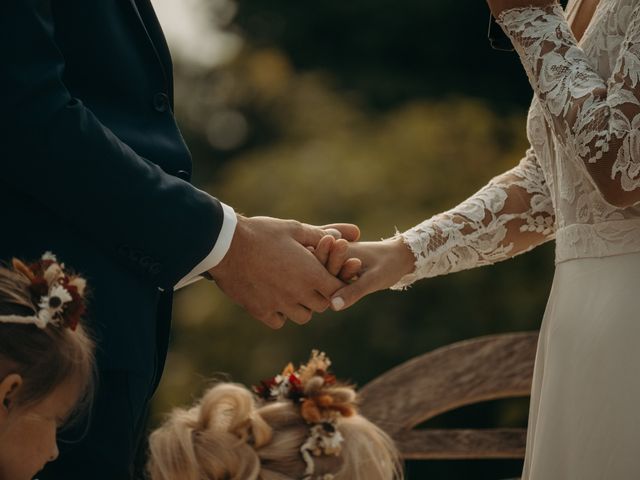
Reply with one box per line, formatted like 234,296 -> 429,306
152,1 -> 562,478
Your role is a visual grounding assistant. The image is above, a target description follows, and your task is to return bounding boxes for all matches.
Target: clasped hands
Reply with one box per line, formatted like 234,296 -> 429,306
208,215 -> 416,328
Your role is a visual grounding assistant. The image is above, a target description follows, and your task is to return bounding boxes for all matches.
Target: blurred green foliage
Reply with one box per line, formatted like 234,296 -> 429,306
152,1 -> 561,478
232,0 -> 535,110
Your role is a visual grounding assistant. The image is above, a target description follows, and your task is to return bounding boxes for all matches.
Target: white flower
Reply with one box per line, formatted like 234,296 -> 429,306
321,429 -> 344,453
300,423 -> 345,478
50,285 -> 73,304
270,375 -> 291,399
38,285 -> 73,316
35,309 -> 52,329
42,252 -> 58,262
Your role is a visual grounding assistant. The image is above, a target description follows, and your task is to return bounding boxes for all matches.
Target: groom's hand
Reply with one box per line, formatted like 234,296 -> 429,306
208,215 -> 360,328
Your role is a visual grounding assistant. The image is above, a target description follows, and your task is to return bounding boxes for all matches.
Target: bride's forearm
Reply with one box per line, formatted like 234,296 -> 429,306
393,208 -> 552,289
390,150 -> 556,289
330,152 -> 555,310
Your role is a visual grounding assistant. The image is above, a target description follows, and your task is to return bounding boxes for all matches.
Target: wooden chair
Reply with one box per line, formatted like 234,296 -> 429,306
359,331 -> 538,461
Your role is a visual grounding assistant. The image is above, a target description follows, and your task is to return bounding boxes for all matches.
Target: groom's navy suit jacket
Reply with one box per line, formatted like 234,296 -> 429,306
1,0 -> 223,478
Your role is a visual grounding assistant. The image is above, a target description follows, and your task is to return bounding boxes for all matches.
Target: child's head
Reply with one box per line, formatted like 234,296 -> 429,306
0,253 -> 95,480
148,351 -> 402,480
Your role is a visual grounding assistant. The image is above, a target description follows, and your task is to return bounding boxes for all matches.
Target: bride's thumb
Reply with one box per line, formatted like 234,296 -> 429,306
330,275 -> 373,311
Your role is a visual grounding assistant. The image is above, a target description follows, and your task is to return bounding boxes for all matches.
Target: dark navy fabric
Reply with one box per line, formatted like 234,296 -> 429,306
0,0 -> 224,477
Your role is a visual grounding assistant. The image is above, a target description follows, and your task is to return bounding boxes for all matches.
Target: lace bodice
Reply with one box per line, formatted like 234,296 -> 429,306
394,0 -> 640,289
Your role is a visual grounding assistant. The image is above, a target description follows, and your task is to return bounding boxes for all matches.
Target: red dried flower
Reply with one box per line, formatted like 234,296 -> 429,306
29,277 -> 49,299
322,373 -> 337,386
253,377 -> 279,400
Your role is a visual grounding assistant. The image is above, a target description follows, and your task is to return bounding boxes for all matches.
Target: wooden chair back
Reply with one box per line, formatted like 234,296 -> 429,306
359,332 -> 538,460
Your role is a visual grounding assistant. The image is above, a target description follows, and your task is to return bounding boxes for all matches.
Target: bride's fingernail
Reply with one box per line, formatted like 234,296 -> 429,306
331,297 -> 345,311
324,228 -> 342,239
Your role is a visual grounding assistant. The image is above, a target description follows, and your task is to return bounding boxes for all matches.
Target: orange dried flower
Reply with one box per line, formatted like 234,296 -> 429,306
12,258 -> 35,281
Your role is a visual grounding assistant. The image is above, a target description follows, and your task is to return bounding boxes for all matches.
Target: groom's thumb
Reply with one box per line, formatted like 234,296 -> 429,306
330,276 -> 372,311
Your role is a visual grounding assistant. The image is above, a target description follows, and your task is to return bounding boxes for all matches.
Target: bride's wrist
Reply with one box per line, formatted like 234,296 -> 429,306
386,235 -> 416,277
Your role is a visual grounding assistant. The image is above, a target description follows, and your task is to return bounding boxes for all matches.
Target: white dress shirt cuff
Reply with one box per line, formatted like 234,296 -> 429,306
173,201 -> 237,291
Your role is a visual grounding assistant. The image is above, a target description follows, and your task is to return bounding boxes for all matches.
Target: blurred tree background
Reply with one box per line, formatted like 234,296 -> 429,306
150,0 -> 563,477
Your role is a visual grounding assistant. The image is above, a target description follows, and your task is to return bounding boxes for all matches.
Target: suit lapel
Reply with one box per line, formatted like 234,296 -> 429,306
127,0 -> 174,99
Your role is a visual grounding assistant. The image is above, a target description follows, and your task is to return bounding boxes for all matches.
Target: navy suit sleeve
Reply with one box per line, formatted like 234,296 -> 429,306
0,0 -> 224,289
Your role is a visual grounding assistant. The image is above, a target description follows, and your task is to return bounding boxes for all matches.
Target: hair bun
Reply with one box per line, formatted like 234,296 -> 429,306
148,355 -> 403,480
149,384 -> 275,480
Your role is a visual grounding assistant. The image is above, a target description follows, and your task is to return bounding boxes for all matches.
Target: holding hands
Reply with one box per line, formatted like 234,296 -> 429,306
208,215 -> 361,329
208,214 -> 418,328
313,234 -> 416,312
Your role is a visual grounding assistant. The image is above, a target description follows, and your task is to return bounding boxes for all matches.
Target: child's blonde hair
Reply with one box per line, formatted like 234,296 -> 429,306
0,254 -> 95,418
148,372 -> 402,479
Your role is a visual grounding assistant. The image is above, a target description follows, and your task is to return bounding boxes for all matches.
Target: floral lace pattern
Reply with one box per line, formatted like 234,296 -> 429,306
394,0 -> 640,288
498,3 -> 640,206
393,148 -> 555,289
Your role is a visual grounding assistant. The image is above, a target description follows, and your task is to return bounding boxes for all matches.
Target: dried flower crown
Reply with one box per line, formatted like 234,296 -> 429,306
0,252 -> 87,330
253,351 -> 356,480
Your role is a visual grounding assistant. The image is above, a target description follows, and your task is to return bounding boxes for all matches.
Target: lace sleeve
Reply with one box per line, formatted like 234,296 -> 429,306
392,148 -> 555,289
497,4 -> 640,208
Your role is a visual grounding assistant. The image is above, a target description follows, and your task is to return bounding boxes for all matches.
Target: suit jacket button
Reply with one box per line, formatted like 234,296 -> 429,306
153,92 -> 170,113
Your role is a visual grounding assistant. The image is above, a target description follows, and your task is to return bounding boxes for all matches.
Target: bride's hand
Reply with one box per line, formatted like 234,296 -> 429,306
326,237 -> 416,311
312,235 -> 362,283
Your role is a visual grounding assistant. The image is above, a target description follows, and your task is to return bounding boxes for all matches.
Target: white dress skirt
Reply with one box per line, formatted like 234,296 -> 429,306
523,252 -> 640,479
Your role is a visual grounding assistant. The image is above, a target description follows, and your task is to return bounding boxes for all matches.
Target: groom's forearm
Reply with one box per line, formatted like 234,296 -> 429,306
1,0 -> 225,289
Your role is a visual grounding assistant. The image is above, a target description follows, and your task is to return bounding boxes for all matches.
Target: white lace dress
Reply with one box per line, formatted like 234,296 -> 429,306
393,1 -> 640,478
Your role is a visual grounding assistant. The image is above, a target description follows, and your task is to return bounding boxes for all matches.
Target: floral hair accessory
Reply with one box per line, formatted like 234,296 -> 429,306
0,252 -> 87,330
253,350 -> 357,480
